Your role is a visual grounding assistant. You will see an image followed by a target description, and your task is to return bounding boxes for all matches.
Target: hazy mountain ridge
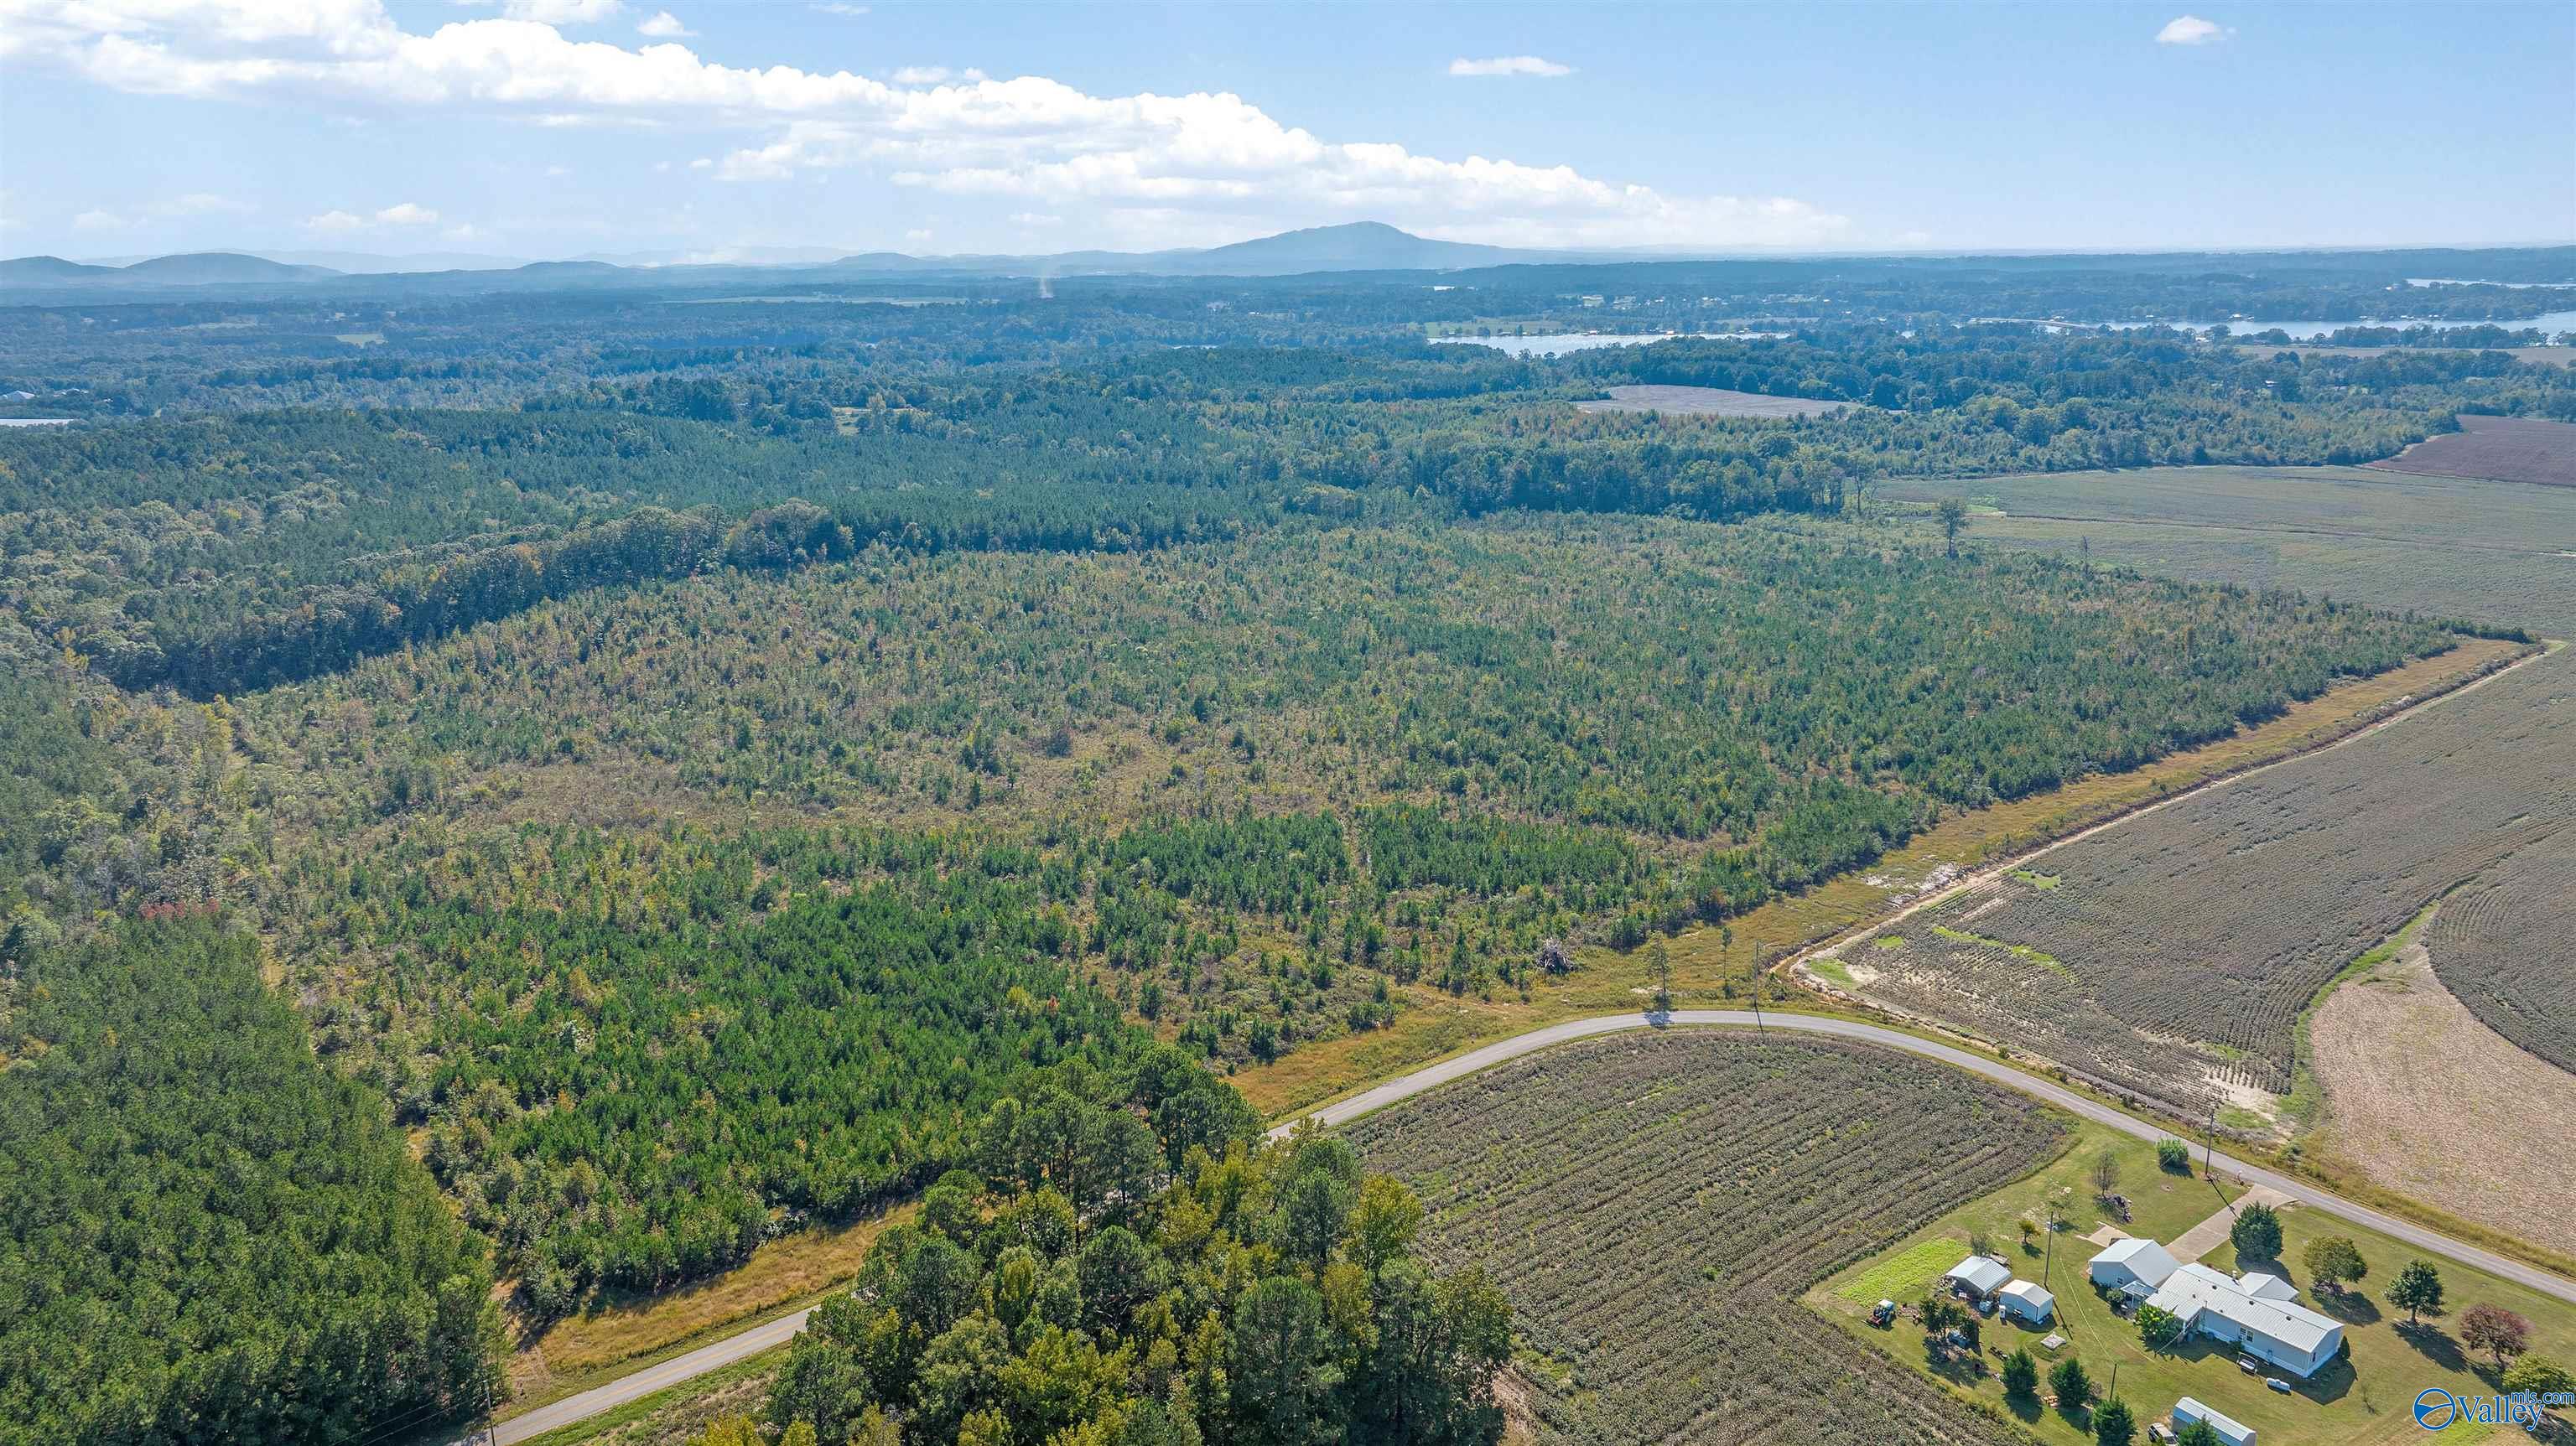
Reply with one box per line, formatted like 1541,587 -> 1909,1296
5,224 -> 1578,291
8,229 -> 2573,300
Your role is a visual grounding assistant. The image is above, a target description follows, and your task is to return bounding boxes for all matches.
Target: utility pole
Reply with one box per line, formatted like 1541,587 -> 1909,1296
1749,946 -> 1769,1039
2203,1100 -> 2218,1180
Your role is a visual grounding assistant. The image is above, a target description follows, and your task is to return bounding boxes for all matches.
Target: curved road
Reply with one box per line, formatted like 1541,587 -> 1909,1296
482,1009 -> 2572,1443
1271,1010 -> 2576,1306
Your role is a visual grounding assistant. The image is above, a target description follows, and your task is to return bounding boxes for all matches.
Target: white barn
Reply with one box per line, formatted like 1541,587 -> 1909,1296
1998,1279 -> 2056,1325
2087,1237 -> 2181,1293
1944,1255 -> 2012,1298
2145,1263 -> 2345,1379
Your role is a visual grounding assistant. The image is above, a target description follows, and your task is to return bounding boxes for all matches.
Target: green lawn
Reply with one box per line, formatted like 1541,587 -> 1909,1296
1809,1122 -> 2576,1445
1836,1238 -> 1971,1306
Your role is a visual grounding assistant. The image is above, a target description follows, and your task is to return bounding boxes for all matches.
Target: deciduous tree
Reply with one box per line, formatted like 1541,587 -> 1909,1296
2461,1303 -> 2531,1370
2388,1259 -> 2445,1324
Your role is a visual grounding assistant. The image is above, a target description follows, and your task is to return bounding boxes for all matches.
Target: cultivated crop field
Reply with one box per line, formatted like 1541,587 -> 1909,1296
1576,384 -> 1858,417
1841,647 -> 2574,1122
1891,464 -> 2576,635
2370,413 -> 2576,487
2425,827 -> 2576,1075
1345,1031 -> 2066,1446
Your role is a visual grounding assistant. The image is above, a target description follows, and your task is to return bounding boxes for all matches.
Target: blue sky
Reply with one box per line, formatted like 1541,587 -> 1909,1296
3,1 -> 2569,262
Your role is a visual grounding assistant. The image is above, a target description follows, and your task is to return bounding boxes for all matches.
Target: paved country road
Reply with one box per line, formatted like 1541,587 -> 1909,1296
1270,1010 -> 2576,1308
477,1008 -> 2573,1443
482,1307 -> 813,1445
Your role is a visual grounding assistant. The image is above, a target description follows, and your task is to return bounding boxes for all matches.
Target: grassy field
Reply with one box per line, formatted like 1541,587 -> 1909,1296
1233,636 -> 2521,1121
1842,646 -> 2574,1122
1813,1122 -> 2576,1446
1346,1030 -> 2070,1446
1576,384 -> 1858,417
1887,464 -> 2576,636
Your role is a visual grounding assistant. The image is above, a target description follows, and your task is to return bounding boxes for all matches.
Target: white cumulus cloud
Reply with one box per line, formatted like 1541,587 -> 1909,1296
72,209 -> 125,231
2156,15 -> 2230,44
496,0 -> 624,23
636,10 -> 691,39
1447,55 -> 1572,78
304,201 -> 440,231
6,1 -> 1849,250
159,190 -> 253,215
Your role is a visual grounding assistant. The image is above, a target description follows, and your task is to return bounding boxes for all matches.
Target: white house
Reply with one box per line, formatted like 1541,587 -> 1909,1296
2173,1396 -> 2257,1446
2145,1263 -> 2345,1379
1998,1279 -> 2056,1325
1945,1255 -> 2012,1298
2088,1237 -> 2182,1293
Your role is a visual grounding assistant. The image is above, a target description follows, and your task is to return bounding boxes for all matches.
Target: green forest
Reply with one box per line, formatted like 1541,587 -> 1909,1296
4,246 -> 2568,1443
0,914 -> 496,1443
760,1075 -> 1509,1446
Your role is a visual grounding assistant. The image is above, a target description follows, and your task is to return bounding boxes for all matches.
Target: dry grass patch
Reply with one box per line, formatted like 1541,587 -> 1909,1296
2309,929 -> 2576,1257
505,1207 -> 910,1409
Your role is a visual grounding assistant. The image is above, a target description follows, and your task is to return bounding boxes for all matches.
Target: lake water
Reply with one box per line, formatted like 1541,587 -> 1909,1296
2407,278 -> 2576,290
2090,312 -> 2576,340
1431,330 -> 1784,356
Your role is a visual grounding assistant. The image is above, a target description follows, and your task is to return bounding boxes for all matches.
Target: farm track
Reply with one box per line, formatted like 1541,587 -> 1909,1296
1790,635 -> 2553,977
1832,640 -> 2571,1108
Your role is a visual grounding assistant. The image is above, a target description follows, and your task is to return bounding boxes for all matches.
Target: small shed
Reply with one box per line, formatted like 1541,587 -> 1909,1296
1999,1279 -> 2057,1325
2174,1397 -> 2257,1446
2089,1237 -> 2182,1293
1945,1255 -> 2012,1298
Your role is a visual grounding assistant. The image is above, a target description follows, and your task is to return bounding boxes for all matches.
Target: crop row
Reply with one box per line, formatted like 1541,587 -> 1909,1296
1345,1032 -> 2064,1446
1848,649 -> 2573,1112
2429,827 -> 2576,1075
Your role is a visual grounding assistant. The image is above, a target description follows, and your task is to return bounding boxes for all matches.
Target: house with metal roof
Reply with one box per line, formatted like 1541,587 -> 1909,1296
2144,1263 -> 2345,1379
2237,1271 -> 2298,1303
2173,1396 -> 2257,1446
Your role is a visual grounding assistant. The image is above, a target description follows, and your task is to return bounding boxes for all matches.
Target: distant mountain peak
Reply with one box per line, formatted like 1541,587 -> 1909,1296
1183,222 -> 1525,274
